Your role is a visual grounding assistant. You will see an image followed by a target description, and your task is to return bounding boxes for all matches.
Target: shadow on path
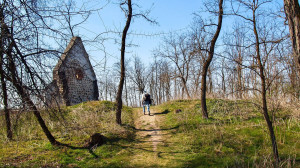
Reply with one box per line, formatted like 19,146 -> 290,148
122,124 -> 179,132
135,126 -> 179,132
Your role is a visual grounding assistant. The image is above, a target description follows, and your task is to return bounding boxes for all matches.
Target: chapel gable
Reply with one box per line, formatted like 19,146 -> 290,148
46,37 -> 99,106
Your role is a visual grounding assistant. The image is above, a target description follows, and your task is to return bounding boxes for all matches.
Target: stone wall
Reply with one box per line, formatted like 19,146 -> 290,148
62,60 -> 98,105
46,37 -> 99,106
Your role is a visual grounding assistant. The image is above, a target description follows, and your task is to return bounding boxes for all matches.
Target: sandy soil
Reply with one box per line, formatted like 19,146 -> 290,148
134,110 -> 163,152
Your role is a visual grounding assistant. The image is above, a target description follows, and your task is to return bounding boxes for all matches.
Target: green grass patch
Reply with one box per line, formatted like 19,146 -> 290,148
154,99 -> 300,167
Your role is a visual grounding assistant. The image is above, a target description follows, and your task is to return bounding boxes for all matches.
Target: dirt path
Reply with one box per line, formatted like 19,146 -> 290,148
130,108 -> 169,167
134,111 -> 163,151
128,107 -> 184,167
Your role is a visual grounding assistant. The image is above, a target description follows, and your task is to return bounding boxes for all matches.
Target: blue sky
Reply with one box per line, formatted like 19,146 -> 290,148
72,0 -> 203,69
71,0 -> 287,71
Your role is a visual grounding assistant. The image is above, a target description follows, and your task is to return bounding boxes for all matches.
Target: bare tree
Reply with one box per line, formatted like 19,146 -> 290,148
116,0 -> 132,125
155,33 -> 193,99
223,23 -> 247,99
190,22 -> 210,98
231,0 -> 281,163
148,59 -> 172,104
130,56 -> 148,93
128,56 -> 150,106
200,0 -> 224,119
0,0 -> 100,146
0,0 -> 63,145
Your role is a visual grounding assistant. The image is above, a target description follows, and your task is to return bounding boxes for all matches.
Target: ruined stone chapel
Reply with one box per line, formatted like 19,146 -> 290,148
46,37 -> 99,106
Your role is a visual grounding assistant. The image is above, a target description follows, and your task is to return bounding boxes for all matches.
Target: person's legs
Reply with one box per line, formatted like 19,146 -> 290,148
147,104 -> 150,115
143,105 -> 145,114
147,104 -> 150,112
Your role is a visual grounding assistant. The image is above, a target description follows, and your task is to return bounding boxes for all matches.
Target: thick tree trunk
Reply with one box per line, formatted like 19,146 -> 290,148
284,0 -> 300,73
253,10 -> 280,164
200,0 -> 223,119
116,0 -> 132,125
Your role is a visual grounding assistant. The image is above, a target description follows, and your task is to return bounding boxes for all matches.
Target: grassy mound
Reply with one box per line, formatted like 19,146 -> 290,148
155,99 -> 300,167
0,99 -> 299,167
0,101 -> 135,167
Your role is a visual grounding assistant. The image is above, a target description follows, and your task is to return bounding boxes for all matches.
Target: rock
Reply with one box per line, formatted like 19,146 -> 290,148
85,133 -> 105,148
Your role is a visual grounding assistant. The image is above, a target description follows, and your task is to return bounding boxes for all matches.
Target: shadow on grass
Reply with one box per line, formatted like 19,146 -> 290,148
56,133 -> 137,159
55,142 -> 100,158
154,109 -> 170,115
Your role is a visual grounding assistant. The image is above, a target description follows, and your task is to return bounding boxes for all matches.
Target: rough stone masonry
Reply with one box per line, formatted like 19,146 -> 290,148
45,37 -> 99,106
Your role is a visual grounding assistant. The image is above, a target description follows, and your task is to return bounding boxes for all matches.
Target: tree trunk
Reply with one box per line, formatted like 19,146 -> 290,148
0,73 -> 12,140
116,0 -> 132,125
200,0 -> 223,119
182,77 -> 191,99
7,48 -> 60,145
208,67 -> 213,95
237,58 -> 243,99
253,9 -> 280,164
125,76 -> 128,106
0,4 -> 60,145
0,0 -> 12,141
0,54 -> 12,140
284,0 -> 300,73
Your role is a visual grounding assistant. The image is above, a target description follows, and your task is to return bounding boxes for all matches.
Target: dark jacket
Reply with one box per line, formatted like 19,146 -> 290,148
142,93 -> 151,105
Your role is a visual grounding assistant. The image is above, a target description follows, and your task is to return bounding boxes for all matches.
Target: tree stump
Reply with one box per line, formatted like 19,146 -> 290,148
175,109 -> 182,113
85,133 -> 105,148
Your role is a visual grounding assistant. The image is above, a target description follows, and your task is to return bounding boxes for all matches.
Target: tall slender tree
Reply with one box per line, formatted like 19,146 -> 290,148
200,0 -> 224,119
231,0 -> 281,163
252,7 -> 280,165
116,0 -> 132,125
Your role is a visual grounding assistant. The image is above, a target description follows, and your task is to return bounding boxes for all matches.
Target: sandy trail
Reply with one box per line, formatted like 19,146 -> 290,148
134,110 -> 163,151
129,108 -> 181,167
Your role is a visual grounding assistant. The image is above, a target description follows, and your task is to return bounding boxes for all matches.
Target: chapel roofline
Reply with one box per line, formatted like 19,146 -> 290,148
53,36 -> 82,75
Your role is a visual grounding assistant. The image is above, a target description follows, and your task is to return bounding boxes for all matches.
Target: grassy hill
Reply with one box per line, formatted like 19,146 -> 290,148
0,99 -> 299,167
154,99 -> 299,167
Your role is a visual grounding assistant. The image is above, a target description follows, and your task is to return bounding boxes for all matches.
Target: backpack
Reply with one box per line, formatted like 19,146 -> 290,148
143,93 -> 152,104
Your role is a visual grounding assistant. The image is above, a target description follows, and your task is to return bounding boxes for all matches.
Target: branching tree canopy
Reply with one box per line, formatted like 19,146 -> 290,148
0,0 -> 98,145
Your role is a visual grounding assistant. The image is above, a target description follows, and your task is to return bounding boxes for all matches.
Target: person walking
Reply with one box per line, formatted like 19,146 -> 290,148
142,91 -> 152,115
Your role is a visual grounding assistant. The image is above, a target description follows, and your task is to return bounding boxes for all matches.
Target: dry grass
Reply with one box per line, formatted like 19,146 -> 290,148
0,101 -> 135,167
